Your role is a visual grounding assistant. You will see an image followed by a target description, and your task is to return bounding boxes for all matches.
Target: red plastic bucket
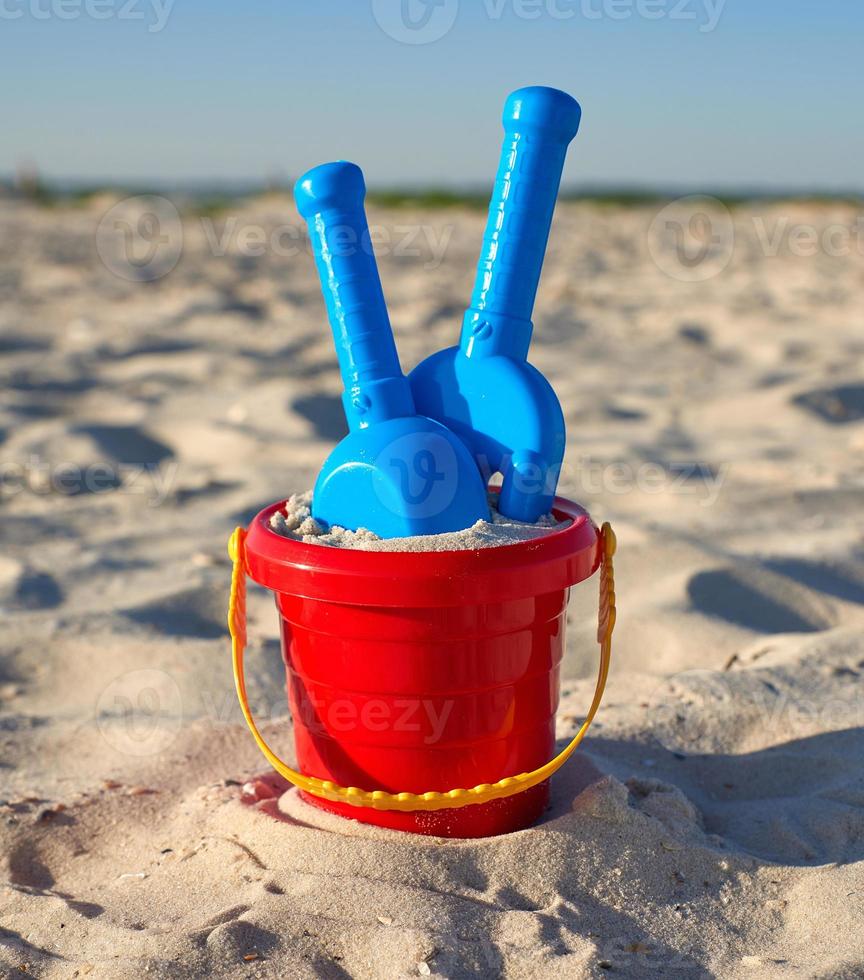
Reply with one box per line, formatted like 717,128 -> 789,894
237,495 -> 604,838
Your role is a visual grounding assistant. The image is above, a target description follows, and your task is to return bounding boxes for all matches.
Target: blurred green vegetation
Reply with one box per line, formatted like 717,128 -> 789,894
2,177 -> 861,212
368,188 -> 490,210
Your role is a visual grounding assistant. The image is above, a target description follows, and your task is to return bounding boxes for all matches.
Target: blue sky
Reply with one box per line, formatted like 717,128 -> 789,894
1,0 -> 861,190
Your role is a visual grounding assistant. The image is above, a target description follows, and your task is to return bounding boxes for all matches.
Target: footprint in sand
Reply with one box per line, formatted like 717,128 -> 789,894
290,393 -> 348,442
73,424 -> 174,466
121,585 -> 226,639
675,729 -> 864,865
0,334 -> 52,354
8,373 -> 97,396
3,516 -> 78,548
0,557 -> 63,611
5,402 -> 62,420
763,557 -> 864,607
687,565 -> 836,634
203,919 -> 279,960
103,338 -> 197,360
793,383 -> 864,424
5,839 -> 104,918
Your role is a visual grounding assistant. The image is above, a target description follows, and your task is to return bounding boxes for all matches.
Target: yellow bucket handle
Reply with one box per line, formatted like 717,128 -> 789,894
228,522 -> 616,812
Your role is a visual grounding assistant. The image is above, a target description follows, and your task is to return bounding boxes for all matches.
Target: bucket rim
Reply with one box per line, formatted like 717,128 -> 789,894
242,493 -> 601,607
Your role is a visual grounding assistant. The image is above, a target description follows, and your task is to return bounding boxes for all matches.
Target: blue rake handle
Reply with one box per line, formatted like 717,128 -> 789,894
461,87 -> 582,361
294,161 -> 414,431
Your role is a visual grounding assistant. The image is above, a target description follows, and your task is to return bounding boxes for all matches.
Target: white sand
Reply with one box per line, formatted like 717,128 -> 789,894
268,490 -> 566,551
1,196 -> 863,977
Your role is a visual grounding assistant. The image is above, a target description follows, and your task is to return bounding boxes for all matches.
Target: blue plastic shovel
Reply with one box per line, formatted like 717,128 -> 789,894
409,87 -> 582,522
294,161 -> 489,539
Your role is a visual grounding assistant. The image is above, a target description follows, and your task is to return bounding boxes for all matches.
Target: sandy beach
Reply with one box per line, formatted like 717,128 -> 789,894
1,192 -> 863,978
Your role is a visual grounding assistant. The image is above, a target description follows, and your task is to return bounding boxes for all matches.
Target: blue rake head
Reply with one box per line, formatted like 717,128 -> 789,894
409,87 -> 582,522
294,161 -> 489,539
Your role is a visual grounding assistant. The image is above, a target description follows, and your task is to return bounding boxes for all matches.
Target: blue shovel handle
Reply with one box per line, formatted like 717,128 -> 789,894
295,161 -> 414,430
461,87 -> 581,361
